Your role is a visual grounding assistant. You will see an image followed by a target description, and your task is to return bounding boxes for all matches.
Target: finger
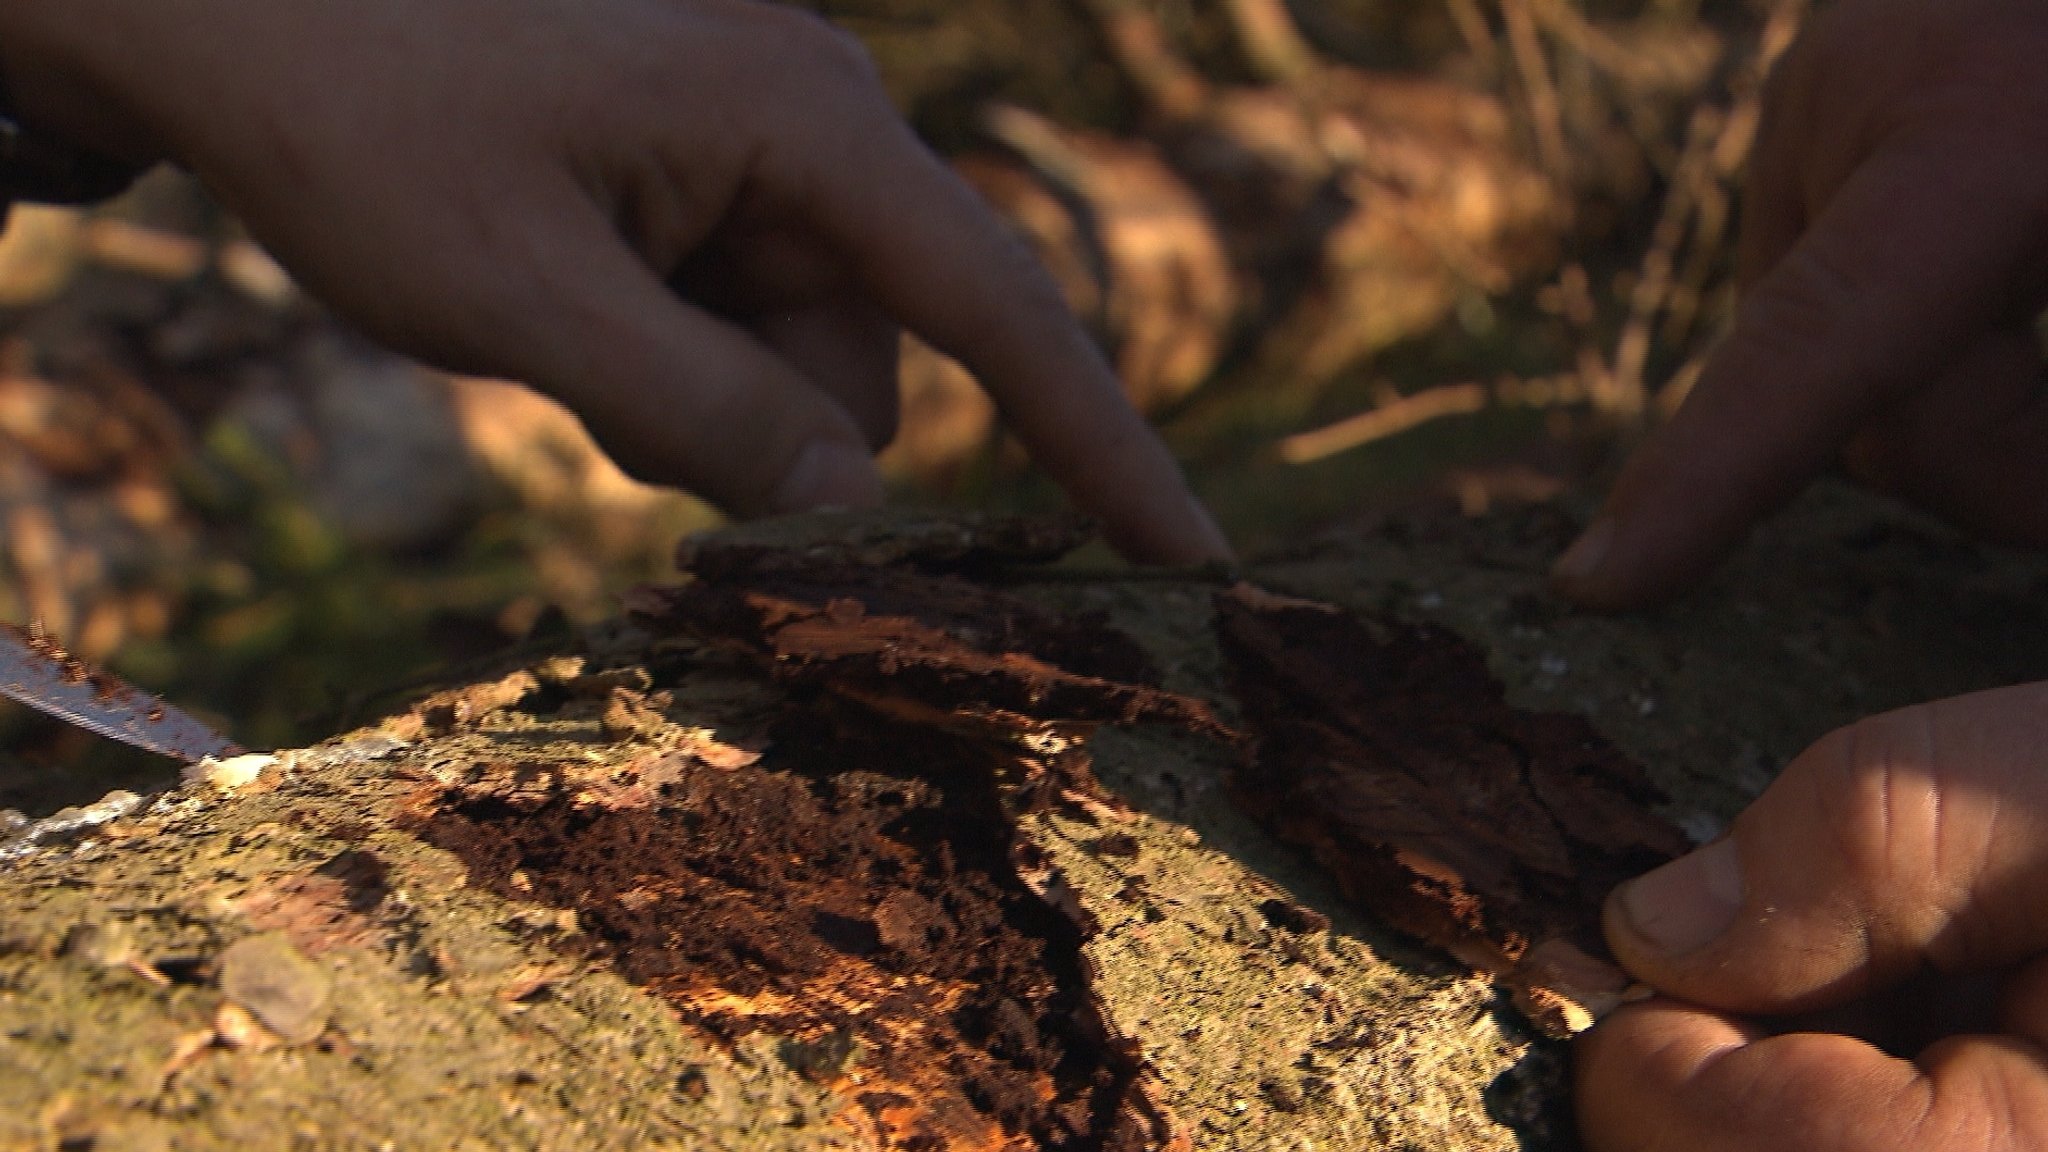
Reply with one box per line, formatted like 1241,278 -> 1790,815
667,228 -> 900,449
1577,997 -> 2048,1152
1781,965 -> 2006,1057
760,82 -> 1231,563
1844,325 -> 2048,546
1552,123 -> 2048,609
1603,683 -> 2048,1015
469,188 -> 885,518
749,298 -> 901,452
1730,29 -> 1814,288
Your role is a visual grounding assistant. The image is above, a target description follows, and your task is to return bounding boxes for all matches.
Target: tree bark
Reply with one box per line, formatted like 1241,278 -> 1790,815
5,480 -> 2045,1151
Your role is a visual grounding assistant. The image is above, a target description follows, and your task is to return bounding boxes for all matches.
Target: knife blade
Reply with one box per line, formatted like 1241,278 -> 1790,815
0,623 -> 239,763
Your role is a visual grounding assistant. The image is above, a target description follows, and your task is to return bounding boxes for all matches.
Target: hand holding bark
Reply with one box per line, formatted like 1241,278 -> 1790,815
1578,683 -> 2048,1151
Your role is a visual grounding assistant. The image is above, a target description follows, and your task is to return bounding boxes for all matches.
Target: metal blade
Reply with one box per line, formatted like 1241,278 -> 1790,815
0,624 -> 238,764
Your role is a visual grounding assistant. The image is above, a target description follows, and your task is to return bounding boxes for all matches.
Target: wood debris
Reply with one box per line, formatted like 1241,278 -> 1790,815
639,513 -> 1227,744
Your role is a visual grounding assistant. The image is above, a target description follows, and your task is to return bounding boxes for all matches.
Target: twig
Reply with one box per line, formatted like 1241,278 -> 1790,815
1526,0 -> 1674,88
1279,383 -> 1491,464
1659,155 -> 1731,350
1070,0 -> 1209,121
1641,0 -> 1811,415
1445,0 -> 1501,76
1220,0 -> 1323,87
1607,104 -> 1722,419
979,104 -> 1102,198
1654,353 -> 1708,419
1499,0 -> 1572,183
1757,0 -> 1811,74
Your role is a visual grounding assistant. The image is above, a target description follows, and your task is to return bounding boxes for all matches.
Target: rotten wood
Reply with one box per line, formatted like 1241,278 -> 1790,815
638,516 -> 1227,743
647,515 -> 1676,1039
383,515 -> 1210,1149
1215,585 -> 1691,1036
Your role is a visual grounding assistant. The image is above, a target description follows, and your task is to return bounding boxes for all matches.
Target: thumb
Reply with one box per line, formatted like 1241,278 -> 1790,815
1606,682 -> 2048,1014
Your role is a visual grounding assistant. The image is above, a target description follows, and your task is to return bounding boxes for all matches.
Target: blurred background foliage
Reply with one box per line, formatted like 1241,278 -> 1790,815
0,0 -> 1803,813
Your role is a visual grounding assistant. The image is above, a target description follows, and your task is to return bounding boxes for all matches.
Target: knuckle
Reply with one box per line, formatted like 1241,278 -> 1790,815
743,4 -> 883,92
1735,243 -> 1870,360
1807,708 -> 1957,942
1809,719 -> 1903,878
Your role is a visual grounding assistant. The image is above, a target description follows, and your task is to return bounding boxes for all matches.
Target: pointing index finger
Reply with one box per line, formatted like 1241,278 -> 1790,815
777,106 -> 1230,564
1557,120 -> 2048,608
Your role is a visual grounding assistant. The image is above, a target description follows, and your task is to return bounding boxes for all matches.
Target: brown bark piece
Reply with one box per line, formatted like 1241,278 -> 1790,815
1215,586 -> 1689,1037
383,668 -> 541,741
597,686 -> 669,742
639,544 -> 1224,741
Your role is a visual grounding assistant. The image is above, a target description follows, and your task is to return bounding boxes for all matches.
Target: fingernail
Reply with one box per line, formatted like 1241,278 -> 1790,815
1617,838 -> 1744,957
1551,517 -> 1616,585
773,441 -> 883,514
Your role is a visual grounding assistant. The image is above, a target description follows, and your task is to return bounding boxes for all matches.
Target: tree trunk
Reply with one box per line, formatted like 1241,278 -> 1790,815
5,480 -> 2044,1151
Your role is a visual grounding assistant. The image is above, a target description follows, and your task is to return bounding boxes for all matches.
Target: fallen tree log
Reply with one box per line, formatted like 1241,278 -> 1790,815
4,480 -> 2046,1151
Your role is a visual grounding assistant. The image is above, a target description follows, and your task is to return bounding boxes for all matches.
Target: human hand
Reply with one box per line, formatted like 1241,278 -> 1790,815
1576,682 -> 2048,1150
0,0 -> 1229,563
1553,0 -> 2048,609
